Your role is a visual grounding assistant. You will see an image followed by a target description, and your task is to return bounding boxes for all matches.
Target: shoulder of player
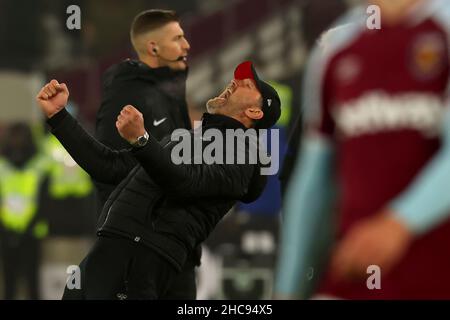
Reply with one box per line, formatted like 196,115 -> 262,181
427,0 -> 450,33
302,22 -> 363,83
317,7 -> 366,58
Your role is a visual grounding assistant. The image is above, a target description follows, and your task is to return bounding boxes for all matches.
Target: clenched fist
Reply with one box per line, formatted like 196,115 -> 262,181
36,79 -> 69,118
116,105 -> 146,144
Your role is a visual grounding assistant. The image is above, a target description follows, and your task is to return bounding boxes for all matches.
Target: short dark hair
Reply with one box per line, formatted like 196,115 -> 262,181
130,9 -> 179,43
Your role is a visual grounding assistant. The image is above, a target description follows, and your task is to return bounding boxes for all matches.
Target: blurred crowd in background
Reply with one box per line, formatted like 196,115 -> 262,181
0,0 -> 352,299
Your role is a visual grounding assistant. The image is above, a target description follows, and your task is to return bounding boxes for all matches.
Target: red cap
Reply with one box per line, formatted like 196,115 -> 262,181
234,61 -> 256,81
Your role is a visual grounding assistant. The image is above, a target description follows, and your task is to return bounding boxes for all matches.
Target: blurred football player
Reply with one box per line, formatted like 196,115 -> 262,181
275,0 -> 450,299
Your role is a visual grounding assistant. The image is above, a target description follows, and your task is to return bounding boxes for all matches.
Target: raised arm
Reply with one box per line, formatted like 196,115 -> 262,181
36,80 -> 136,184
133,133 -> 257,199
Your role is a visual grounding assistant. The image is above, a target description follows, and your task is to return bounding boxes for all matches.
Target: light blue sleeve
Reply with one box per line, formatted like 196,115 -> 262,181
274,136 -> 336,297
391,108 -> 450,234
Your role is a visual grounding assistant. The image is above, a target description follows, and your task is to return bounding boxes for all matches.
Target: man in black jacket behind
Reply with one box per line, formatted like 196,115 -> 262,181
95,9 -> 198,298
36,61 -> 281,299
95,9 -> 191,207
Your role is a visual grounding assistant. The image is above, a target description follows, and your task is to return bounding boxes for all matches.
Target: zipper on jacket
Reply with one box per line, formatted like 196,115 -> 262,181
100,167 -> 139,231
101,205 -> 113,229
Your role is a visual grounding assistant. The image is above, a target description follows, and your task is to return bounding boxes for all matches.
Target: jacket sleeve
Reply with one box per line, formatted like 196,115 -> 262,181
132,134 -> 256,199
47,109 -> 136,184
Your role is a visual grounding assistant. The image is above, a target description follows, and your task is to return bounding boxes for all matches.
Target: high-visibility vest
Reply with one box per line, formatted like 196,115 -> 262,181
42,134 -> 92,198
0,157 -> 48,238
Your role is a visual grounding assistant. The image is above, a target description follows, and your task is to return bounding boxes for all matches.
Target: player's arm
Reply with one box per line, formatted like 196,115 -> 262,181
274,135 -> 336,299
274,42 -> 337,298
389,107 -> 450,234
36,80 -> 136,184
377,0 -> 450,236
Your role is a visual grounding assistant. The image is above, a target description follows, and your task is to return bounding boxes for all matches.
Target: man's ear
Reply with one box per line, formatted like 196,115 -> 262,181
244,107 -> 264,121
147,41 -> 158,56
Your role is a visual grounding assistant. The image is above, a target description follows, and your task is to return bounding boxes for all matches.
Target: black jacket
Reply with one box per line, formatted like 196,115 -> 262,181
95,60 -> 191,207
47,110 -> 266,271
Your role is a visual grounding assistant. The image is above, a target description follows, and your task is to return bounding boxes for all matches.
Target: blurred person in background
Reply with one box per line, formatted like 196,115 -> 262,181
0,123 -> 49,299
39,103 -> 94,237
90,9 -> 198,300
275,0 -> 450,299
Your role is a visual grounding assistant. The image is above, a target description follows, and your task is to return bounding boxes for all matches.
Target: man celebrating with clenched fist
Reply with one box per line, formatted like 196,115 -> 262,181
36,61 -> 281,300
